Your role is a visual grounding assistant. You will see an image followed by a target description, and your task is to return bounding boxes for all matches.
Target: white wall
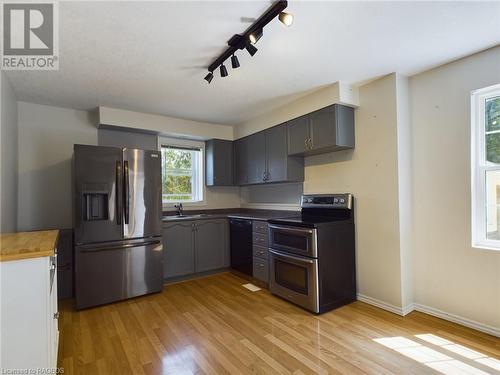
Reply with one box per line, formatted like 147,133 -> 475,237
410,46 -> 500,330
99,106 -> 234,141
16,103 -> 241,229
17,102 -> 98,231
305,74 -> 406,308
395,74 -> 414,309
0,72 -> 19,233
235,82 -> 359,139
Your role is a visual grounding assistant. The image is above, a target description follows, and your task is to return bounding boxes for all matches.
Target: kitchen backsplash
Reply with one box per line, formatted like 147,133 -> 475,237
240,182 -> 303,207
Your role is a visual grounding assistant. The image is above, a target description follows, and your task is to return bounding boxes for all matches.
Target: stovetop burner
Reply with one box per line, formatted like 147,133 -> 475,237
269,194 -> 354,228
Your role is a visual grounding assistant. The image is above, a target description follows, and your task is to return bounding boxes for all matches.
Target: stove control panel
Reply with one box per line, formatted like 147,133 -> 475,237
301,194 -> 353,209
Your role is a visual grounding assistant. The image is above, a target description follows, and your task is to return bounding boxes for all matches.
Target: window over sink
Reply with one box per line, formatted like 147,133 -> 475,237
159,137 -> 204,205
471,84 -> 500,250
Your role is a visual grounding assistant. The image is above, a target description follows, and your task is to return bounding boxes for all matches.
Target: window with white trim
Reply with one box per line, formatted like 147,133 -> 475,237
472,84 -> 500,250
159,138 -> 204,204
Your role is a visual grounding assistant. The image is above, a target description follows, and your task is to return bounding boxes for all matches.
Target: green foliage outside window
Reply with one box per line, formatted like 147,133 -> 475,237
161,148 -> 194,201
486,96 -> 500,164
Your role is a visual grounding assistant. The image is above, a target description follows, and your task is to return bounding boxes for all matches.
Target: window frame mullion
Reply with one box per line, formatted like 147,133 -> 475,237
471,84 -> 500,251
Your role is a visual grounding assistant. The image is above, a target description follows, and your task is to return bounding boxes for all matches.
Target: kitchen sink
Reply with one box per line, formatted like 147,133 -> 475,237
163,214 -> 211,220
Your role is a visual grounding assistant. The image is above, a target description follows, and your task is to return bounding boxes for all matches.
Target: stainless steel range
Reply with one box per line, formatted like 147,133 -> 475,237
268,194 -> 356,313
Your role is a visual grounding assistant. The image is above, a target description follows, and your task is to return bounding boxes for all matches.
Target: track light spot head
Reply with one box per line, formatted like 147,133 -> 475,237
204,71 -> 214,83
279,11 -> 293,26
249,28 -> 263,44
231,55 -> 240,69
220,64 -> 228,77
245,44 -> 258,57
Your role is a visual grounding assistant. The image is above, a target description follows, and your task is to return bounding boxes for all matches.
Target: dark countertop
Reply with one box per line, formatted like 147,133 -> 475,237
162,208 -> 298,223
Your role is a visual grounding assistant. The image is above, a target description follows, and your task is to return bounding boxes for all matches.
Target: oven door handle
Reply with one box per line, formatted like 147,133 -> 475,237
268,224 -> 315,235
269,249 -> 315,264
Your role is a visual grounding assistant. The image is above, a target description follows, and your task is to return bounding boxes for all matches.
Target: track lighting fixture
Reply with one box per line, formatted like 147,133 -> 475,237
204,71 -> 213,83
249,28 -> 263,44
204,1 -> 292,83
220,64 -> 228,77
231,54 -> 240,69
278,11 -> 293,26
245,44 -> 258,57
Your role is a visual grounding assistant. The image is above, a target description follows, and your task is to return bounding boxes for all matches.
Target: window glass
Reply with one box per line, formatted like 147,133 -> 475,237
486,96 -> 500,132
486,96 -> 500,164
161,146 -> 203,203
486,170 -> 500,241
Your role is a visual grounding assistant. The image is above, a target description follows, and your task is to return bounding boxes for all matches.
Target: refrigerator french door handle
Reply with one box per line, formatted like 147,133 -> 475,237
79,240 -> 161,253
124,160 -> 130,224
116,160 -> 122,225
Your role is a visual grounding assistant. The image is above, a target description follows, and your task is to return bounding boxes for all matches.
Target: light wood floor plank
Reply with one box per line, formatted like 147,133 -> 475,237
58,272 -> 499,375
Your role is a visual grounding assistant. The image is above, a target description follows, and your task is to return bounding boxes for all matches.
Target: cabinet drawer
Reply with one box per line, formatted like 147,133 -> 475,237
253,232 -> 268,247
252,245 -> 268,260
253,257 -> 268,282
252,220 -> 268,234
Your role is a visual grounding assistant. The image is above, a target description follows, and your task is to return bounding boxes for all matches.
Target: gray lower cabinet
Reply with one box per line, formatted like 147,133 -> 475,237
252,220 -> 269,283
287,104 -> 355,156
253,256 -> 269,282
195,219 -> 229,272
162,219 -> 229,279
162,221 -> 195,278
205,139 -> 233,186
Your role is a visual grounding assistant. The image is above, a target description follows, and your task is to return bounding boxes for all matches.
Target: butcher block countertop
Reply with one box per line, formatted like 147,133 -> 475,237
0,230 -> 59,262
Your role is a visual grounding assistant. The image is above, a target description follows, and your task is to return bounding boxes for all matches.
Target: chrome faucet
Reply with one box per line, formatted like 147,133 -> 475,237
174,203 -> 184,216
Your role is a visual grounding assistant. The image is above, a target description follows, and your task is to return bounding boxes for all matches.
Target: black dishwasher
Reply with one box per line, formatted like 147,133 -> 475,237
229,218 -> 253,277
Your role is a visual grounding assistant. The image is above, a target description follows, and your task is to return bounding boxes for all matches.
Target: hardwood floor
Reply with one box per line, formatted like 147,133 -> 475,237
58,272 -> 500,375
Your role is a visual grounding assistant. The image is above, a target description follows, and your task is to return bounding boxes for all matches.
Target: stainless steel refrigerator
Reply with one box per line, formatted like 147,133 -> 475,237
73,144 -> 163,309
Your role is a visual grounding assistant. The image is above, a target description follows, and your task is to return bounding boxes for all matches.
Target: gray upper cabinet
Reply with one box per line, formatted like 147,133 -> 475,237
234,137 -> 249,185
206,139 -> 233,186
287,104 -> 355,156
195,219 -> 229,272
287,115 -> 310,155
266,124 -> 304,183
234,124 -> 304,186
246,132 -> 266,184
163,221 -> 195,278
266,124 -> 287,182
310,106 -> 337,151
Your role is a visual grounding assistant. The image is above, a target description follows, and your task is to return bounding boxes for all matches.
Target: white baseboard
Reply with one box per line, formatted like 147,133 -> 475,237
357,294 -> 500,338
412,303 -> 500,338
357,293 -> 413,316
240,203 -> 300,211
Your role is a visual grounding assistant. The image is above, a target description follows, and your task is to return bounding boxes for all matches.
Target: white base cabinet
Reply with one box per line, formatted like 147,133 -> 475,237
0,255 -> 59,371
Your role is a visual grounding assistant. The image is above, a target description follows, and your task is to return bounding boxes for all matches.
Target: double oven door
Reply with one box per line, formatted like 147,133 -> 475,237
268,224 -> 320,313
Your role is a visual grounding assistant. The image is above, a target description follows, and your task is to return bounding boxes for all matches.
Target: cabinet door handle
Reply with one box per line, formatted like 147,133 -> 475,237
304,138 -> 308,149
309,138 -> 313,149
53,312 -> 60,320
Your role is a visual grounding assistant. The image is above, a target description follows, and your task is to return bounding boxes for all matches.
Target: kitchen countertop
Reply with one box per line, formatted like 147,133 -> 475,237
0,230 -> 59,262
162,208 -> 298,223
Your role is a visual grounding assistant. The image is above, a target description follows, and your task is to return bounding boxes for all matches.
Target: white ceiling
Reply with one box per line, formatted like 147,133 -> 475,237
6,1 -> 500,125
